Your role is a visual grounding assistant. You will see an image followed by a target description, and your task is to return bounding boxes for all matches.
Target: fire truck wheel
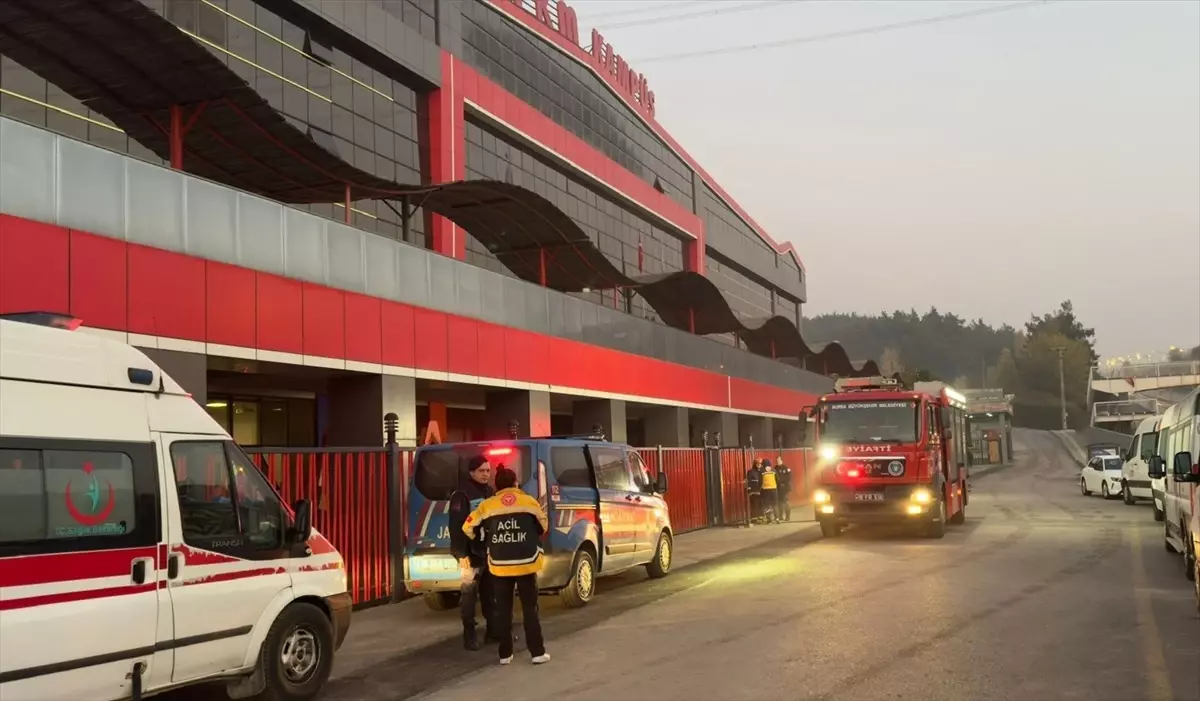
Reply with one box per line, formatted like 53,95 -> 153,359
819,519 -> 842,538
924,500 -> 947,539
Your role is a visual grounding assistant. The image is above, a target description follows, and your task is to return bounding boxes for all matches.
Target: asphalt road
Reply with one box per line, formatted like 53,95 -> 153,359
319,429 -> 1199,701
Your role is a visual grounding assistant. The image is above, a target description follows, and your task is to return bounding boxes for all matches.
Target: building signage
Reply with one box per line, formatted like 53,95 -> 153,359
499,0 -> 656,119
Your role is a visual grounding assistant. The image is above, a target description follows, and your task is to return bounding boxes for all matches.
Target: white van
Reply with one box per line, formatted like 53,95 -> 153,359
0,313 -> 351,701
1148,387 -> 1199,598
1120,415 -> 1161,512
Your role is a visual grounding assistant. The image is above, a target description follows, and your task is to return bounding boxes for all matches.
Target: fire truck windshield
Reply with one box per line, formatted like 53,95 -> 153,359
820,400 -> 919,443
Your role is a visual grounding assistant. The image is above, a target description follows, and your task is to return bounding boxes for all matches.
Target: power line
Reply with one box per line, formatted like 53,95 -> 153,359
635,0 -> 1063,64
586,1 -> 708,21
596,1 -> 791,30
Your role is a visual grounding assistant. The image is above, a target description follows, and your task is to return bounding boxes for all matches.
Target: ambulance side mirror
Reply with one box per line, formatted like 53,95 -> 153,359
292,499 -> 313,543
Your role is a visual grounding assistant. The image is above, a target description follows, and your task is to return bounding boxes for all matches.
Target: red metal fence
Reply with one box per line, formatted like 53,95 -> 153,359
243,445 -> 812,607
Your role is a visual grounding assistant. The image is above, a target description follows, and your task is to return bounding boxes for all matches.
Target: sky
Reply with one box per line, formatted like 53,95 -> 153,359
568,0 -> 1200,360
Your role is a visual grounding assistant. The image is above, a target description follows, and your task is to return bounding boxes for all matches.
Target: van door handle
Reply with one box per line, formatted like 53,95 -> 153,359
167,554 -> 181,580
131,559 -> 148,585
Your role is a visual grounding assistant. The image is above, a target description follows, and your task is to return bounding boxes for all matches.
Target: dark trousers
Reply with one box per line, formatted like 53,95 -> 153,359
747,492 -> 761,523
778,490 -> 791,521
761,489 -> 778,521
493,573 -> 545,659
460,565 -> 494,634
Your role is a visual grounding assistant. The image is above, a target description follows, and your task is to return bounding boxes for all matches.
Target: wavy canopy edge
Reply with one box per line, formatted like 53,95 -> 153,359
0,0 -> 877,376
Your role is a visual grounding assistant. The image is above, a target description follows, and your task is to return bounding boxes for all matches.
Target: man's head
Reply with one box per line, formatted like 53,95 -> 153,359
762,459 -> 772,470
494,466 -> 518,490
466,455 -> 492,485
753,459 -> 762,469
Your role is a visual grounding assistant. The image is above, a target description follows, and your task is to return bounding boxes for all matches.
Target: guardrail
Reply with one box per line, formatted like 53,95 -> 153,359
1091,398 -> 1165,423
1093,361 -> 1200,381
243,444 -> 815,607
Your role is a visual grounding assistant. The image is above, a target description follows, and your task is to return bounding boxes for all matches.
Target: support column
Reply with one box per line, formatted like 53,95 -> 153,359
572,399 -> 627,443
425,54 -> 466,259
643,405 -> 688,447
692,410 -> 738,447
738,415 -> 773,449
778,419 -> 804,449
326,375 -> 417,447
485,390 -> 551,440
139,348 -> 207,407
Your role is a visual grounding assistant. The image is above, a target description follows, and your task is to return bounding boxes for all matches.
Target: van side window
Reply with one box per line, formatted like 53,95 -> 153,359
171,441 -> 284,553
0,440 -> 158,556
628,451 -> 653,491
550,446 -> 592,488
590,447 -> 633,491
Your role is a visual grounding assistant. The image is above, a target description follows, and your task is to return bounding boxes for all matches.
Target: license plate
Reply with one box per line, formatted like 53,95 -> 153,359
408,555 -> 459,580
853,492 -> 884,502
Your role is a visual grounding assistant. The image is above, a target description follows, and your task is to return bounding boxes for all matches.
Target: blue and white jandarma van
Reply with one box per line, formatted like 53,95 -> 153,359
403,438 -> 673,609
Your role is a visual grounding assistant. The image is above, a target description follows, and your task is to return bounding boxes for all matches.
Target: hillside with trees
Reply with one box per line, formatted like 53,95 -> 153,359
804,301 -> 1099,430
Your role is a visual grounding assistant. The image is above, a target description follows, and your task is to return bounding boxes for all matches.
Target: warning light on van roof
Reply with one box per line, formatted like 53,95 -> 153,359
485,447 -> 514,457
0,312 -> 83,330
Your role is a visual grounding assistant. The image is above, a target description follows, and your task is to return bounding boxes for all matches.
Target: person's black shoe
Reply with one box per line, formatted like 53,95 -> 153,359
464,630 -> 480,651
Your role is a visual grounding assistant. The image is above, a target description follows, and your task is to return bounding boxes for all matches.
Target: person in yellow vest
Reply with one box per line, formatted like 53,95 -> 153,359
462,467 -> 551,666
760,459 -> 779,524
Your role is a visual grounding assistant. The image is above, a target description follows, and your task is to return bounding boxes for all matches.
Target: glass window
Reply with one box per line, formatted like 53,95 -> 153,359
550,446 -> 592,488
231,401 -> 260,445
590,447 -> 632,491
227,445 -> 284,548
0,448 -> 138,543
172,441 -> 241,542
628,451 -> 653,491
819,401 -> 919,444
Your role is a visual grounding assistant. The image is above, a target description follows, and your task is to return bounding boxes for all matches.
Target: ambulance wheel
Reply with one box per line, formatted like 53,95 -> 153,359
645,531 -> 672,579
423,592 -> 460,612
924,500 -> 947,539
559,549 -> 596,609
819,519 -> 842,538
255,602 -> 334,701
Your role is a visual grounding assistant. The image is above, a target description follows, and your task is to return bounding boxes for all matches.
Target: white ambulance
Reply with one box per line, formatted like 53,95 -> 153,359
0,313 -> 351,701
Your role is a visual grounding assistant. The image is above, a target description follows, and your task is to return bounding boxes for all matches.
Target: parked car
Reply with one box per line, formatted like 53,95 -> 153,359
404,437 -> 672,609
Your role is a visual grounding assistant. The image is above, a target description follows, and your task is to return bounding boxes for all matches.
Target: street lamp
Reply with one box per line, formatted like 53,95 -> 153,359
1052,346 -> 1068,430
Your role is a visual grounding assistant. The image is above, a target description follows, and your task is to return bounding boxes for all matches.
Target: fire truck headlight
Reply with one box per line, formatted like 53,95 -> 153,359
819,445 -> 837,461
813,489 -> 832,504
911,488 -> 934,504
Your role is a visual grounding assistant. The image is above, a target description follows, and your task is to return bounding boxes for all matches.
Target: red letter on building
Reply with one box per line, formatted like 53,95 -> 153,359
558,1 -> 579,44
534,0 -> 551,27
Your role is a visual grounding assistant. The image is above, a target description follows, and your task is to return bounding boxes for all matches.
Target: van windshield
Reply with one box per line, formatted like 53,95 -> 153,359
413,444 -> 531,501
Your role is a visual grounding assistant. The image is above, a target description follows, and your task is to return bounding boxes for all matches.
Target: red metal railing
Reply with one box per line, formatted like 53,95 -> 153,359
637,448 -> 709,534
248,448 -> 412,606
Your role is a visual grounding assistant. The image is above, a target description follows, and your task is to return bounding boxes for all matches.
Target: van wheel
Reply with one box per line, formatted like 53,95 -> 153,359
559,550 -> 596,609
254,603 -> 334,701
1153,501 -> 1165,522
1123,483 -> 1135,505
423,592 -> 460,612
645,531 -> 672,579
1183,526 -> 1196,583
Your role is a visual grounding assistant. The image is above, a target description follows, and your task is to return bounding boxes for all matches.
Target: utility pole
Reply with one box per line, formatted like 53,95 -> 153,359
1052,346 -> 1068,430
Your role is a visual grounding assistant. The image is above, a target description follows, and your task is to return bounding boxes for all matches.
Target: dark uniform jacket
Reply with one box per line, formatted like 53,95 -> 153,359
462,487 -> 548,577
449,480 -> 494,565
776,464 -> 793,493
745,466 -> 763,494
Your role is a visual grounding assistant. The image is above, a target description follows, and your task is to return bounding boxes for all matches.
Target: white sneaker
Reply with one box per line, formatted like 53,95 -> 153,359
499,656 -> 513,666
532,653 -> 551,665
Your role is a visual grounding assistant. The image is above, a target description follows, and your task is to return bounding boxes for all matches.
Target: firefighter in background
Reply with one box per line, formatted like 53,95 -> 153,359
449,455 -> 496,650
463,467 -> 551,666
775,460 -> 793,522
760,459 -> 779,523
745,459 -> 763,525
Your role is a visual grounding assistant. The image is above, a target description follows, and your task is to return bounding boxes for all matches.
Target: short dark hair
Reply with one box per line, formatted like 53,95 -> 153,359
494,467 -> 518,490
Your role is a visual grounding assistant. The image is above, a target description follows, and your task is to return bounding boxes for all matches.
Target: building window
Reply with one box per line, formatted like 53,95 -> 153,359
205,396 -> 316,447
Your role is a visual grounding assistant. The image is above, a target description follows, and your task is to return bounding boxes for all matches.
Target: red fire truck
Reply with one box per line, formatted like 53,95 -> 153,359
800,377 -> 970,539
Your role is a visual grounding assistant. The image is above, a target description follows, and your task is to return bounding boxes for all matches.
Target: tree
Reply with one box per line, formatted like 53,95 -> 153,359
1024,300 -> 1098,365
879,347 -> 904,377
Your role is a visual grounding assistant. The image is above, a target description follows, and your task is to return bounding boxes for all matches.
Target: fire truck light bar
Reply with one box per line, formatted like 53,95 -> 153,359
833,376 -> 901,392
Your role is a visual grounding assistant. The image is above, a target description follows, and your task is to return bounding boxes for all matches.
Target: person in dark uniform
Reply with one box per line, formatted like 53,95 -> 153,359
745,459 -> 763,525
463,467 -> 551,666
448,455 -> 495,650
775,460 -> 793,522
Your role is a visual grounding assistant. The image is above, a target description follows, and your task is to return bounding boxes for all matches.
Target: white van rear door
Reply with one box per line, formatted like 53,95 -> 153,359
160,435 -> 293,684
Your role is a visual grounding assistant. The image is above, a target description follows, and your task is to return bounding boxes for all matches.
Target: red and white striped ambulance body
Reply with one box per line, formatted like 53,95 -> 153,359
0,314 -> 350,701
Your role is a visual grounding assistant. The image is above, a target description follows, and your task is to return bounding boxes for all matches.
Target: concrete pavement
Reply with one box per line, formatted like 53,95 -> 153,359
321,429 -> 1199,701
